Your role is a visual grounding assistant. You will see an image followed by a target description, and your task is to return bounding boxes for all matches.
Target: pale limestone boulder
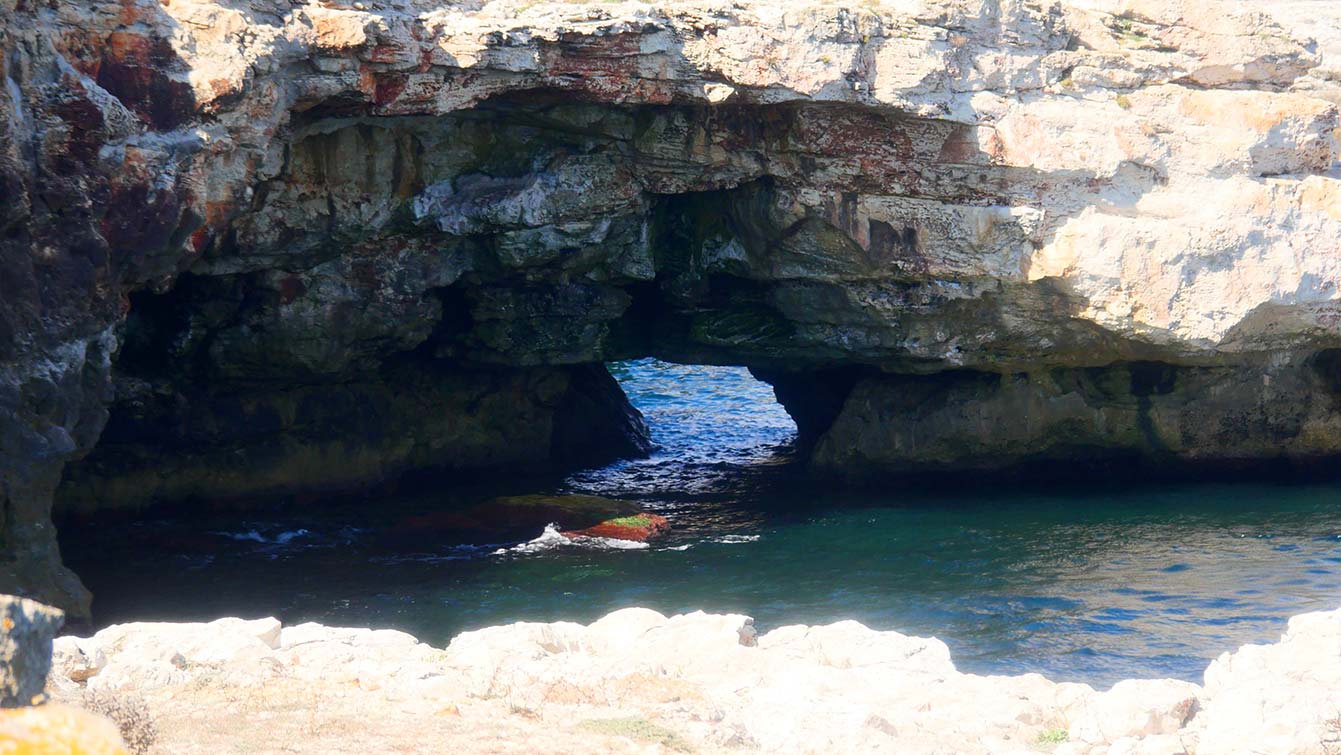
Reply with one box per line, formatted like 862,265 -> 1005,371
1069,679 -> 1201,746
0,704 -> 129,754
276,622 -> 443,692
575,607 -> 666,654
277,622 -> 420,650
51,635 -> 106,683
757,619 -> 955,673
1107,733 -> 1189,755
37,605 -> 1341,753
441,608 -> 1104,753
1185,608 -> 1341,755
441,619 -> 587,699
63,617 -> 285,691
637,611 -> 759,678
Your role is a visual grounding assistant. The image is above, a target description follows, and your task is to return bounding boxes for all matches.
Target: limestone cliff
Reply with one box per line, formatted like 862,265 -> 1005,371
2,0 -> 1340,615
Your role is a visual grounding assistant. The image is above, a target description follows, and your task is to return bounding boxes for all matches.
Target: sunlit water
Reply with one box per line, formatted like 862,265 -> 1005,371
62,359 -> 1341,687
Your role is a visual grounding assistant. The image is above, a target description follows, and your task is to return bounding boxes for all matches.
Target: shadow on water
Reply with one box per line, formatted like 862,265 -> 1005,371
60,359 -> 1341,687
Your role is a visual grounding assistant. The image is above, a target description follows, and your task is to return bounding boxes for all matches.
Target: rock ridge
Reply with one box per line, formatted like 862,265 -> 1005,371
39,604 -> 1341,754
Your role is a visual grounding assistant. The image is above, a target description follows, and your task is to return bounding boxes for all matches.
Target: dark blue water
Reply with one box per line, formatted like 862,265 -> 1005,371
63,359 -> 1341,687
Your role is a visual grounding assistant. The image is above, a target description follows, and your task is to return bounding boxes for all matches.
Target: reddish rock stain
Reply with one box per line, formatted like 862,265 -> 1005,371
564,514 -> 670,542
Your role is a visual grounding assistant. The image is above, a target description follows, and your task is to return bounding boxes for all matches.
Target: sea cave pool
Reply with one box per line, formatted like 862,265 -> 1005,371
62,358 -> 1341,688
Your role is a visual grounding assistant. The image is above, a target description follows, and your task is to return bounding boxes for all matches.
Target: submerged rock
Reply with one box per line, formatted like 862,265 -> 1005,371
563,513 -> 671,542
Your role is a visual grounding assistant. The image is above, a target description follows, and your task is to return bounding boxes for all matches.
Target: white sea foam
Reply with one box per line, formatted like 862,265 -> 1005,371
493,524 -> 650,555
710,534 -> 760,544
570,534 -> 650,551
494,523 -> 570,554
213,528 -> 310,545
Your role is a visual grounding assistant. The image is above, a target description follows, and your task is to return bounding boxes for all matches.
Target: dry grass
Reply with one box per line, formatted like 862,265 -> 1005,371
579,717 -> 695,752
80,689 -> 158,755
135,677 -> 661,755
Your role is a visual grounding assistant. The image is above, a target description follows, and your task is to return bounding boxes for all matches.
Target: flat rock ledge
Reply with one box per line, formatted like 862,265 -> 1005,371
33,606 -> 1341,754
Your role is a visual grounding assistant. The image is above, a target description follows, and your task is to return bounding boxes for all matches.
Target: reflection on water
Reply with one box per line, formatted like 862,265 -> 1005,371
62,359 -> 1341,687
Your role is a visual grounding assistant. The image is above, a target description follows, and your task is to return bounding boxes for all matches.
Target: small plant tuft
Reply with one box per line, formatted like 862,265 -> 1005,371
1037,727 -> 1069,745
580,716 -> 694,752
81,689 -> 158,755
1321,711 -> 1341,754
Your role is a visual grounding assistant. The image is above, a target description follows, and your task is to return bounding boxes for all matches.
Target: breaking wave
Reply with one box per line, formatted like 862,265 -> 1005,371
492,524 -> 651,555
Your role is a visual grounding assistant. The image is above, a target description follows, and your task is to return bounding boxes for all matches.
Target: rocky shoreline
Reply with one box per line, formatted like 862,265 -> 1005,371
0,602 -> 1329,754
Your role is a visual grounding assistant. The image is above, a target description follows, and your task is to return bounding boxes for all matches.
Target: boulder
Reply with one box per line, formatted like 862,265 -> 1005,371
1183,608 -> 1341,755
0,704 -> 129,754
35,604 -> 1341,753
1108,734 -> 1189,755
0,594 -> 64,707
50,636 -> 106,684
563,513 -> 671,542
54,617 -> 286,692
1068,679 -> 1201,745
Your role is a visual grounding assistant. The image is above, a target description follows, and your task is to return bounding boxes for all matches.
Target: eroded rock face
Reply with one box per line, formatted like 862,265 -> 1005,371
1,0 -> 1340,614
813,355 -> 1341,478
56,361 -> 646,516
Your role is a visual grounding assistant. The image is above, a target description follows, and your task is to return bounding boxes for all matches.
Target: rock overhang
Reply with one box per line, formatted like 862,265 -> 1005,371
2,0 -> 1341,617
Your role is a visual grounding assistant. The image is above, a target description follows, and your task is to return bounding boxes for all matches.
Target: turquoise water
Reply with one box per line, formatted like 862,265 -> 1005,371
62,359 -> 1341,687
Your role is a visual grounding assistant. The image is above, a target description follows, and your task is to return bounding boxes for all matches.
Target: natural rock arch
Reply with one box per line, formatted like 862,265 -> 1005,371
3,0 -> 1341,619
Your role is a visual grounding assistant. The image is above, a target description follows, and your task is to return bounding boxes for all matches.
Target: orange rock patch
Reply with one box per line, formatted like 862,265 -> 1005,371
563,514 -> 670,542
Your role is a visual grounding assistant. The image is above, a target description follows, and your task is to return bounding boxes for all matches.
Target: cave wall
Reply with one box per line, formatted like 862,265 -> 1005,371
813,356 -> 1341,479
3,0 -> 1341,616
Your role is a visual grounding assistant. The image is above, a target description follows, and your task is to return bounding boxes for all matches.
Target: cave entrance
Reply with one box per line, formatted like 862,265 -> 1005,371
561,358 -> 798,497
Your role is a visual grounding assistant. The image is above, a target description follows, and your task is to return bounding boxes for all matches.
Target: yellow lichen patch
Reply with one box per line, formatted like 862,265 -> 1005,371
1,619 -> 12,632
307,7 -> 371,50
1298,176 -> 1341,222
0,705 -> 129,755
1177,90 -> 1330,134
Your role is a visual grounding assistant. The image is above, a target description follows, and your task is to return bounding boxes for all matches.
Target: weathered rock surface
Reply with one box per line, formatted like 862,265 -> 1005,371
812,356 -> 1341,477
2,0 -> 1340,613
0,594 -> 63,708
1182,607 -> 1341,755
44,605 -> 1341,754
